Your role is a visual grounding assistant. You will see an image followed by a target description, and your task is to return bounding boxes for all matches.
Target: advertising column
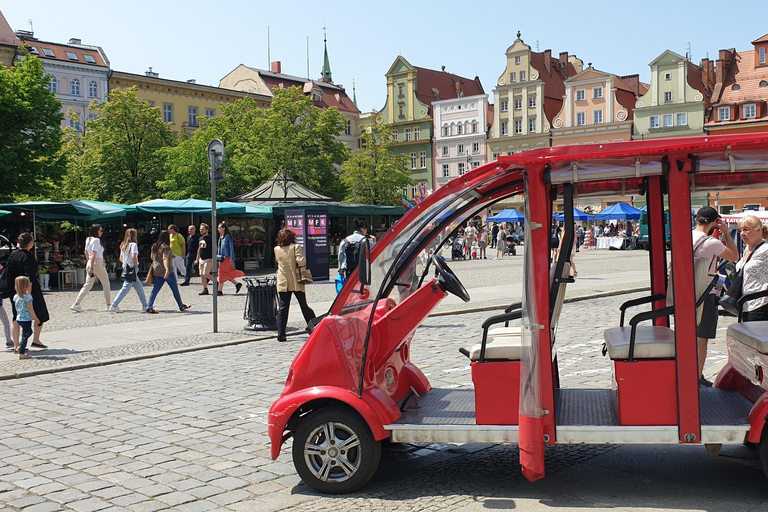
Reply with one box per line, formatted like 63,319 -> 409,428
285,209 -> 330,281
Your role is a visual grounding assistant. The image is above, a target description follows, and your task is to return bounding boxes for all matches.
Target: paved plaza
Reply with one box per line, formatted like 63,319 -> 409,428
1,250 -> 764,511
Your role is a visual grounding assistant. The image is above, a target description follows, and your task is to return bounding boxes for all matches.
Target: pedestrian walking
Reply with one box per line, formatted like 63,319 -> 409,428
0,233 -> 50,348
339,219 -> 377,279
12,276 -> 38,359
216,223 -> 243,296
735,215 -> 768,321
108,228 -> 148,313
168,224 -> 186,279
0,262 -> 11,348
145,230 -> 191,314
464,223 -> 477,259
477,224 -> 488,259
490,223 -> 499,249
181,225 -> 200,286
550,218 -> 562,260
196,223 -> 214,296
274,228 -> 316,342
70,224 -> 112,312
494,224 -> 508,260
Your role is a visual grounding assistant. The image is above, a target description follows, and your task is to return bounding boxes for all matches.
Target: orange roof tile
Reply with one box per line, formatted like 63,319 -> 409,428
254,67 -> 359,115
752,33 -> 768,44
706,49 -> 768,128
0,10 -> 20,47
686,61 -> 709,99
18,36 -> 107,67
412,66 -> 484,110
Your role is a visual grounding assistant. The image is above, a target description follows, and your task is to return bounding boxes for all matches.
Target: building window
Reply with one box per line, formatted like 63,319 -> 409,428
576,89 -> 585,101
576,112 -> 586,126
718,107 -> 730,121
650,115 -> 659,128
663,114 -> 673,127
345,120 -> 352,135
70,79 -> 80,96
472,161 -> 480,169
443,125 -> 450,136
509,72 -> 516,82
405,128 -> 411,141
528,118 -> 536,132
411,186 -> 417,197
593,87 -> 603,99
472,142 -> 480,153
392,129 -> 398,141
457,143 -> 465,155
442,164 -> 450,177
500,100 -> 508,112
65,51 -> 78,61
414,127 -> 420,140
398,104 -> 405,117
677,113 -> 687,125
665,73 -> 672,81
528,96 -> 536,108
593,110 -> 603,124
88,81 -> 97,98
419,151 -> 426,168
457,124 -> 463,135
188,107 -> 198,127
514,120 -> 522,134
442,145 -> 449,156
760,47 -> 766,65
745,104 -> 757,119
49,76 -> 57,93
398,84 -> 404,96
206,108 -> 215,119
515,56 -> 521,65
458,162 -> 466,175
520,70 -> 526,81
42,48 -> 55,57
163,104 -> 173,123
501,121 -> 508,135
664,91 -> 673,102
471,122 -> 478,133
68,118 -> 80,131
514,99 -> 522,110
410,153 -> 417,169
83,54 -> 96,64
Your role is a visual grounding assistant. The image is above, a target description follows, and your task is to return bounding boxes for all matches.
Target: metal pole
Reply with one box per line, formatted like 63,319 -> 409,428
211,168 -> 218,333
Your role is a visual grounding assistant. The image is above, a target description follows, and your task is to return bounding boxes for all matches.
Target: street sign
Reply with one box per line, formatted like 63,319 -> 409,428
207,139 -> 226,182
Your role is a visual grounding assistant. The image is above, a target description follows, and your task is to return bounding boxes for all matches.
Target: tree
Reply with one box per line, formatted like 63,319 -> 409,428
61,86 -> 177,204
341,117 -> 411,205
0,54 -> 64,201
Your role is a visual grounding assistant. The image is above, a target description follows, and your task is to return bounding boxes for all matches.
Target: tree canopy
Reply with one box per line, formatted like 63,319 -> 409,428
0,54 -> 64,202
341,117 -> 411,205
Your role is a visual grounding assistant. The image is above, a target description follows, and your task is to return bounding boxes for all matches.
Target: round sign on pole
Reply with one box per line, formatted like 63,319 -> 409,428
207,139 -> 225,167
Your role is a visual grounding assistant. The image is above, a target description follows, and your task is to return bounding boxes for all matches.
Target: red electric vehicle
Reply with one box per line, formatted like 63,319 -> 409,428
269,133 -> 768,493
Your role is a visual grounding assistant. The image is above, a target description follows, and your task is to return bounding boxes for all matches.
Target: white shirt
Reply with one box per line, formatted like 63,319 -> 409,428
464,226 -> 476,239
85,237 -> 104,259
121,242 -> 139,268
737,242 -> 768,312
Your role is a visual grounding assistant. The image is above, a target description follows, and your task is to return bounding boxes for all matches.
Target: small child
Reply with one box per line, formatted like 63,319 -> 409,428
13,276 -> 38,360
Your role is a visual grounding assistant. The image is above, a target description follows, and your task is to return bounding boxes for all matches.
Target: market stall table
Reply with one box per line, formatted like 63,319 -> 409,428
594,237 -> 630,250
58,269 -> 77,289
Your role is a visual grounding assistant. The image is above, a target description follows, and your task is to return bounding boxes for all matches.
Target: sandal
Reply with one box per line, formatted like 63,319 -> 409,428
146,308 -> 158,314
179,304 -> 191,311
31,342 -> 48,349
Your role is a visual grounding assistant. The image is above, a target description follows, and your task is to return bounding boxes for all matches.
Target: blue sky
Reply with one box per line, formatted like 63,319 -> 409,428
4,1 -> 767,113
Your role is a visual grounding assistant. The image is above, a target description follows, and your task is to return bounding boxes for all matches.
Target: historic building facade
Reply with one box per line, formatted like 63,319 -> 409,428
0,10 -> 20,67
379,56 -> 484,197
110,69 -> 270,134
432,94 -> 490,187
488,33 -> 582,158
633,50 -> 709,140
17,31 -> 110,131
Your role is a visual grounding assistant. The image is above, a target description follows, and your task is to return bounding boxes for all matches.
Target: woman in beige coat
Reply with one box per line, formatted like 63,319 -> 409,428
274,228 -> 316,342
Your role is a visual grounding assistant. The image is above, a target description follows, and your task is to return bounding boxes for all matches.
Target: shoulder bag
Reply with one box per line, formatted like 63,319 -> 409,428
666,234 -> 714,324
294,245 -> 313,285
123,265 -> 137,283
720,241 -> 763,316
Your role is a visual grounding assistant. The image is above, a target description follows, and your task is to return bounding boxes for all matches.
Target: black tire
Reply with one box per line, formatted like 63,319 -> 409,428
292,405 -> 381,494
759,424 -> 768,480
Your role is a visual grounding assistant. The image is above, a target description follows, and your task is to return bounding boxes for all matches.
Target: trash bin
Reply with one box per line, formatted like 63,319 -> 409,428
243,277 -> 278,330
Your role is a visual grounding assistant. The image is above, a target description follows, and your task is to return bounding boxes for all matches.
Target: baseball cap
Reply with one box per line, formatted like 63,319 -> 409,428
696,206 -> 720,224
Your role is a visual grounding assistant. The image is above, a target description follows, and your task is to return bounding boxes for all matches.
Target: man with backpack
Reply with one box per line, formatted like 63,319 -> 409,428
338,219 -> 377,279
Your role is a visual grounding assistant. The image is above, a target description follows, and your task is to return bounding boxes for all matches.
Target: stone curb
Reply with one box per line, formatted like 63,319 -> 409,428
0,287 -> 650,380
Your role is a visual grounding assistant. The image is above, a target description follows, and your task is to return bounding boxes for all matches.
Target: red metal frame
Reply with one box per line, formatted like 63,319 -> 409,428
646,175 -> 669,327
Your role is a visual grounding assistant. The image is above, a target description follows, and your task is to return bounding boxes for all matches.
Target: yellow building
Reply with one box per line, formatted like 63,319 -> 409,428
110,69 -> 271,134
0,10 -> 21,67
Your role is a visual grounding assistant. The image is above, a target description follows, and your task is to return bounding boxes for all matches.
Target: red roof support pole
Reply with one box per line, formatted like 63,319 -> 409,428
667,158 -> 701,444
646,175 -> 669,327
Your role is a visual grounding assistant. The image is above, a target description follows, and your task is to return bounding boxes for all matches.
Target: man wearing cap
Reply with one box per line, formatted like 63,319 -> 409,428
692,206 -> 739,387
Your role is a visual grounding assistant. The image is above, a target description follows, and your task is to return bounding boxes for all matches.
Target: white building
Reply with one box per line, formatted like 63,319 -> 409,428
17,31 -> 110,131
432,94 -> 490,188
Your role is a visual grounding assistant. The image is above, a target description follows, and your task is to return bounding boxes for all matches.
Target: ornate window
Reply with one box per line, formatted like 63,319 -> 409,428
70,78 -> 80,96
88,81 -> 98,98
49,76 -> 58,93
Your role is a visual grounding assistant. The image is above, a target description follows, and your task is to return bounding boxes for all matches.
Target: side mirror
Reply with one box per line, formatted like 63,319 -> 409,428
358,239 -> 372,286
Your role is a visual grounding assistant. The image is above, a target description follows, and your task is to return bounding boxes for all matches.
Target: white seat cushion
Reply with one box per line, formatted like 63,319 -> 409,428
488,326 -> 522,337
603,326 -> 676,360
727,321 -> 768,355
469,335 -> 523,361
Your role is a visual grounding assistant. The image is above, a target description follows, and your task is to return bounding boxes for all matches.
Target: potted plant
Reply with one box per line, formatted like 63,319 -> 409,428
37,241 -> 53,262
37,265 -> 50,292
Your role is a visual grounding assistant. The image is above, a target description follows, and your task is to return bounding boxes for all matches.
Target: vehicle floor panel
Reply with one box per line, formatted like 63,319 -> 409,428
395,388 -> 476,425
555,389 -> 619,426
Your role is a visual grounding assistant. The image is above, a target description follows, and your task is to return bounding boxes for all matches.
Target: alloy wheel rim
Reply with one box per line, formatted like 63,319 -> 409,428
303,421 -> 362,482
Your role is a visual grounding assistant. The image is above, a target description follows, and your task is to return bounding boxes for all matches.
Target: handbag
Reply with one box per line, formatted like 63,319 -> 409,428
294,244 -> 313,285
720,241 -> 763,316
145,266 -> 155,285
123,265 -> 137,283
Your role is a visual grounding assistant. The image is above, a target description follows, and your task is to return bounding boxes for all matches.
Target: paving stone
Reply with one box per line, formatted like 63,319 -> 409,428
154,491 -> 197,506
24,503 -> 65,512
186,485 -> 225,500
208,489 -> 253,506
67,497 -> 112,512
174,500 -> 219,512
206,476 -> 248,491
133,483 -> 173,497
8,494 -> 47,508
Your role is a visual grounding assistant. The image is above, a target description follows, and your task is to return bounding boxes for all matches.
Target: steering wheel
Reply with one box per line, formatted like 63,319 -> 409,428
431,254 -> 471,303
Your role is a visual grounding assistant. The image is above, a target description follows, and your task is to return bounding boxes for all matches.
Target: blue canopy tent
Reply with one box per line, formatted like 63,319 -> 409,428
133,199 -> 271,218
594,202 -> 642,221
554,208 -> 594,222
487,209 -> 525,223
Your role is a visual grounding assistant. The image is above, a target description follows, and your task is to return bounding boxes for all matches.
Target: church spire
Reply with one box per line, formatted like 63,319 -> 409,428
352,77 -> 358,107
320,23 -> 333,83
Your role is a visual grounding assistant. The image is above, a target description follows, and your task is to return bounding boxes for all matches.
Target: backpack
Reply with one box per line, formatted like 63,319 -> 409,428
344,240 -> 362,275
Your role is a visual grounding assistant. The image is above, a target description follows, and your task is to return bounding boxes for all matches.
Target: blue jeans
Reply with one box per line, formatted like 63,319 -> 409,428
18,320 -> 32,355
112,270 -> 148,310
183,253 -> 197,284
147,272 -> 184,310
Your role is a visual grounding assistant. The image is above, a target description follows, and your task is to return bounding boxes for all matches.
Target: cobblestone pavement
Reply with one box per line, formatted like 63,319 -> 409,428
0,288 -> 752,511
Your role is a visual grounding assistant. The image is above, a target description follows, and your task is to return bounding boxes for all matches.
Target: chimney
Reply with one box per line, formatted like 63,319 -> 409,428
715,49 -> 734,87
620,74 -> 640,95
271,61 -> 282,74
700,58 -> 713,92
544,49 -> 552,76
68,38 -> 81,45
15,29 -> 34,39
559,52 -> 568,67
145,67 -> 159,78
187,79 -> 196,84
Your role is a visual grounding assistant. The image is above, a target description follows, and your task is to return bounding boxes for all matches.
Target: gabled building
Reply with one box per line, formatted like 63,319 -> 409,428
432,94 -> 490,187
110,69 -> 271,134
379,56 -> 484,197
16,31 -> 109,131
0,10 -> 21,67
488,33 -> 582,158
633,50 -> 710,139
551,65 -> 647,146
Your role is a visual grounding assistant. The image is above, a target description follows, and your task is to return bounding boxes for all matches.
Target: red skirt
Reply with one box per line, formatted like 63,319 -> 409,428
217,257 -> 244,283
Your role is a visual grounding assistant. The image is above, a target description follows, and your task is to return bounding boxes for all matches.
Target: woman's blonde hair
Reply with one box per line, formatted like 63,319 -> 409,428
120,228 -> 138,252
14,275 -> 31,297
738,215 -> 768,239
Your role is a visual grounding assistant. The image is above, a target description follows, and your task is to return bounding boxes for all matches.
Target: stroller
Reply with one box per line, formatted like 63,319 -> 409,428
505,235 -> 517,256
451,235 -> 466,260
